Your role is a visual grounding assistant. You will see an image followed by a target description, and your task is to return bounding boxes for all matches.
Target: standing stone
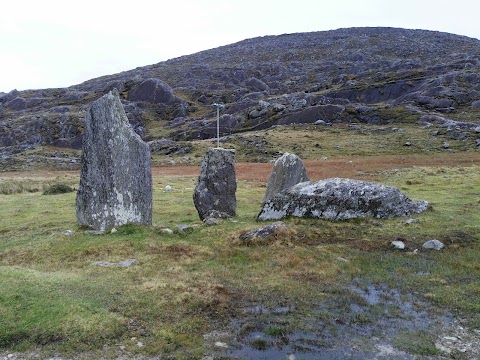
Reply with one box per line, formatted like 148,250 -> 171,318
193,148 -> 236,221
263,152 -> 309,203
76,90 -> 152,230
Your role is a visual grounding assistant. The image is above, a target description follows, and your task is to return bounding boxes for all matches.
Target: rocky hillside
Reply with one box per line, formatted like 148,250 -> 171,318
1,27 -> 480,168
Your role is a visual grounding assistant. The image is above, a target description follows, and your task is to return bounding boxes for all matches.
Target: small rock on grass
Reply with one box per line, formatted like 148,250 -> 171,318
91,258 -> 137,267
404,218 -> 419,224
391,240 -> 406,250
204,217 -> 220,225
161,228 -> 174,234
176,224 -> 193,232
63,229 -> 75,236
117,259 -> 137,267
423,239 -> 445,250
240,222 -> 289,245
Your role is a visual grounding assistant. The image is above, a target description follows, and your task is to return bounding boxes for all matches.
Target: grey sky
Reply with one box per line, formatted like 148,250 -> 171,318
1,0 -> 479,92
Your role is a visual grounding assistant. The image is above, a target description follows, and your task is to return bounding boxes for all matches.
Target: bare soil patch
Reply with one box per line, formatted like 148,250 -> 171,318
152,153 -> 480,182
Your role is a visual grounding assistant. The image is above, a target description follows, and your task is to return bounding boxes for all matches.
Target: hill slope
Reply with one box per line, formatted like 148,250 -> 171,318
1,27 -> 479,169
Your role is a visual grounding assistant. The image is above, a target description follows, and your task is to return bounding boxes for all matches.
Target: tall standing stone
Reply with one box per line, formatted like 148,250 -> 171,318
193,148 -> 236,221
262,152 -> 309,203
76,90 -> 152,230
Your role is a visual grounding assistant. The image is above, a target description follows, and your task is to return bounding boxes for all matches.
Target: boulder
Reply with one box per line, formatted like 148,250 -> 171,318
127,78 -> 179,105
471,100 -> 480,109
249,107 -> 268,119
76,90 -> 152,230
193,148 -> 236,221
148,138 -> 191,155
263,153 -> 309,203
245,77 -> 269,92
258,178 -> 429,221
6,97 -> 27,110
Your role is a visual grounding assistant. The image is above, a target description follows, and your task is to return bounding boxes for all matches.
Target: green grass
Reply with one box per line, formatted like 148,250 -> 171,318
393,330 -> 440,356
0,166 -> 479,358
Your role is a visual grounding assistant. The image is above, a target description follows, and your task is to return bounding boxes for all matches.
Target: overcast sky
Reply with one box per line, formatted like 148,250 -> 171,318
1,0 -> 479,92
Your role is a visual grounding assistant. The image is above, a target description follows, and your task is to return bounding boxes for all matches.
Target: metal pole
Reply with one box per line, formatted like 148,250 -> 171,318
216,106 -> 220,148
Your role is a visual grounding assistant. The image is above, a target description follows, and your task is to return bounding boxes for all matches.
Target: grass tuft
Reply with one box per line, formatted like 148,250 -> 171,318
43,183 -> 74,195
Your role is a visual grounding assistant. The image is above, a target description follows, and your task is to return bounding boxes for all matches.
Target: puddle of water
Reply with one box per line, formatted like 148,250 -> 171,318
211,284 -> 454,359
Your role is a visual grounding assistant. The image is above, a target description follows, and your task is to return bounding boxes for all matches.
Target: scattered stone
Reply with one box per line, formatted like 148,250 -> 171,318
91,261 -> 113,267
160,228 -> 174,235
214,342 -> 229,348
371,221 -> 382,227
391,240 -> 406,250
443,142 -> 450,149
239,222 -> 289,245
204,217 -> 220,225
84,230 -> 105,235
165,185 -> 172,191
175,224 -> 192,232
443,336 -> 458,341
404,218 -> 419,224
91,259 -> 137,267
475,139 -> 480,146
76,90 -> 152,231
193,148 -> 237,221
314,119 -> 327,125
404,142 -> 412,146
475,126 -> 480,133
117,259 -> 138,267
423,239 -> 445,250
262,152 -> 309,203
136,341 -> 144,347
111,227 -> 117,233
258,178 -> 429,221
63,229 -> 75,236
336,257 -> 350,263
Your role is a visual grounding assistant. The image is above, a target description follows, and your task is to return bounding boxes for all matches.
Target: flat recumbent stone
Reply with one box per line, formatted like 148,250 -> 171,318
258,178 -> 429,221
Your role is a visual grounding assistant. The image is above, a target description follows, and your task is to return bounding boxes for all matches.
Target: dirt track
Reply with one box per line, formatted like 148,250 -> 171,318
153,153 -> 480,181
2,153 -> 479,181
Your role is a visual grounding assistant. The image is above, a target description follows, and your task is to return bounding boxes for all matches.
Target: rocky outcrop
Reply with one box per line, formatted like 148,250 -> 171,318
148,138 -> 191,155
193,148 -> 236,221
258,178 -> 429,221
2,27 -> 480,166
127,78 -> 180,105
76,90 -> 152,230
263,153 -> 309,203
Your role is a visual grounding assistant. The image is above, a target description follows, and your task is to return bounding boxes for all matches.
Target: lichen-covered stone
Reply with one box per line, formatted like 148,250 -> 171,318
193,148 -> 236,221
239,222 -> 289,245
258,178 -> 429,221
76,90 -> 152,230
263,152 -> 309,203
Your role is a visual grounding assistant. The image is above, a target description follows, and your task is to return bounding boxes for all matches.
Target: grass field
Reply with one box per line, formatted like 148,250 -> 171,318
1,153 -> 480,359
